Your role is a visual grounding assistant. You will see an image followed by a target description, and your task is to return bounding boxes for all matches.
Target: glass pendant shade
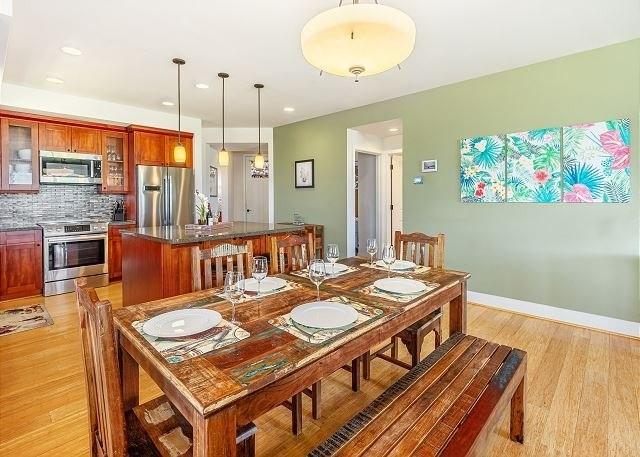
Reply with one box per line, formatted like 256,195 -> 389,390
173,143 -> 187,163
254,153 -> 265,170
301,3 -> 416,78
219,147 -> 229,167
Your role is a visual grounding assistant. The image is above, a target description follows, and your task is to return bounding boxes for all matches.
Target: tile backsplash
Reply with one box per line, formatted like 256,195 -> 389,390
0,185 -> 123,224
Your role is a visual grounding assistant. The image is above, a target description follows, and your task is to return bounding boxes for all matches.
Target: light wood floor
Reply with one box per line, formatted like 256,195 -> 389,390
0,283 -> 638,456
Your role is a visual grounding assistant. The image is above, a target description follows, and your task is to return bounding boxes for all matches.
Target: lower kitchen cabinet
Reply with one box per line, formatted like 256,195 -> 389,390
0,230 -> 43,300
109,223 -> 136,281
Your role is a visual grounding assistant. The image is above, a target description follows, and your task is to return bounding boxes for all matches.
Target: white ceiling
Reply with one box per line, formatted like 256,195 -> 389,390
3,0 -> 639,127
353,119 -> 403,138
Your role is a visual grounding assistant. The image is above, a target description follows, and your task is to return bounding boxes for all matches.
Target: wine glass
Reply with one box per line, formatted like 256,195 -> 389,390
326,244 -> 340,275
252,256 -> 268,296
224,271 -> 245,325
309,259 -> 326,300
382,244 -> 396,278
366,238 -> 378,266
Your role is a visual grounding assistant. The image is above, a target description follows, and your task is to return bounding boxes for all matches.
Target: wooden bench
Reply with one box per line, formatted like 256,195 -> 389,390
309,333 -> 526,456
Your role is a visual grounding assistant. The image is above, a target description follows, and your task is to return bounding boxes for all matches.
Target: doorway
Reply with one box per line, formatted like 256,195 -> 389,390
355,152 -> 377,255
390,154 -> 403,240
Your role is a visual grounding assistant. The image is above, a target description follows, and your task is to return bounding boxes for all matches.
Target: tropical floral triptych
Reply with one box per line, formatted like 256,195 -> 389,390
460,119 -> 631,203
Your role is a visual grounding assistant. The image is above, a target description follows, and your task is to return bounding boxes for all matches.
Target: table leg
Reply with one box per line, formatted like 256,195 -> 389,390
449,279 -> 468,334
193,406 -> 237,457
119,335 -> 139,411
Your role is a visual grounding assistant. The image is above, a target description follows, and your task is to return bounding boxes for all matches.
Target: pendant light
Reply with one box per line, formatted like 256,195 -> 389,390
172,58 -> 187,163
218,72 -> 230,167
301,0 -> 415,81
253,83 -> 265,170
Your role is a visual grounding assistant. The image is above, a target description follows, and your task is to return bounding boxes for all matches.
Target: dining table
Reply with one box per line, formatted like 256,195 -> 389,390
113,256 -> 471,456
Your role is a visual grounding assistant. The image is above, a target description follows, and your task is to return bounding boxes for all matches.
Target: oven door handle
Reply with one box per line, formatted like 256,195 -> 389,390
45,234 -> 108,243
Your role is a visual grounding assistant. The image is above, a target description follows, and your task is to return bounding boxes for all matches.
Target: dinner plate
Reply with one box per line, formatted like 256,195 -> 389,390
373,278 -> 427,295
326,263 -> 349,275
291,301 -> 358,329
244,276 -> 287,293
143,309 -> 222,338
375,259 -> 416,271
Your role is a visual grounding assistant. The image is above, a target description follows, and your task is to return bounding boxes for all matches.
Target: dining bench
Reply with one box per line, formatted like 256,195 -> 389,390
309,332 -> 526,456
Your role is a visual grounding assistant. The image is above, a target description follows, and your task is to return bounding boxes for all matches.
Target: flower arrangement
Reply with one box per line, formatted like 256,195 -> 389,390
195,190 -> 208,224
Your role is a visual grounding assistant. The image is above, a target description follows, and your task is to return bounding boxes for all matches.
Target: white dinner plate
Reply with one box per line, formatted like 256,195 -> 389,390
375,259 -> 416,271
143,309 -> 222,338
244,276 -> 287,293
373,278 -> 427,295
291,301 -> 358,329
326,263 -> 349,275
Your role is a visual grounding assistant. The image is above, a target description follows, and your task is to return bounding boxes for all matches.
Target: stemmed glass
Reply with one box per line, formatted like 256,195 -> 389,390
309,259 -> 326,300
252,256 -> 268,296
326,244 -> 340,275
366,238 -> 378,266
382,244 -> 396,278
224,271 -> 245,325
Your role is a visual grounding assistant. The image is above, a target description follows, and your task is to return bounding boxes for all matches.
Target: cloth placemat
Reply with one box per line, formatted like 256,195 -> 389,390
132,318 -> 250,364
269,296 -> 384,345
358,280 -> 440,303
290,263 -> 359,280
360,262 -> 431,275
216,279 -> 302,304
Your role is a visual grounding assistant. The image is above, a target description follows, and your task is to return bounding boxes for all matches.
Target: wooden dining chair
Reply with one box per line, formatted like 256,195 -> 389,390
75,278 -> 257,457
270,232 -> 316,274
191,240 -> 254,291
363,231 -> 445,377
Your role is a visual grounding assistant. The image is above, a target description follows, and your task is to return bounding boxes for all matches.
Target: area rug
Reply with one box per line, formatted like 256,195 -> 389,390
0,304 -> 54,336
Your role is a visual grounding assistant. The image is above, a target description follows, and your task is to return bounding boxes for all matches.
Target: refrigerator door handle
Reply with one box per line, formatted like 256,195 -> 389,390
167,175 -> 173,225
162,175 -> 169,226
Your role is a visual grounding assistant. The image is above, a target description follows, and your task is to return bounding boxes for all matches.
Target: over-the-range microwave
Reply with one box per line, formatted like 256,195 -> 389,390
40,150 -> 102,185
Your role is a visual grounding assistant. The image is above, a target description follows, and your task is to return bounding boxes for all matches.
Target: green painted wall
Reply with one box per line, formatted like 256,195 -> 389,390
274,39 -> 640,322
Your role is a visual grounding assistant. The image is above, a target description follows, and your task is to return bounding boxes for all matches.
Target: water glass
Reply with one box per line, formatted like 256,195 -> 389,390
326,243 -> 340,275
382,244 -> 396,278
309,259 -> 326,300
252,256 -> 268,296
366,238 -> 378,265
224,271 -> 245,325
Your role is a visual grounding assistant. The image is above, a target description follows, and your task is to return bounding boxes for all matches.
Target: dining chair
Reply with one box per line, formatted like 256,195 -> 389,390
75,278 -> 257,457
269,232 -> 316,274
191,240 -> 254,290
363,231 -> 445,377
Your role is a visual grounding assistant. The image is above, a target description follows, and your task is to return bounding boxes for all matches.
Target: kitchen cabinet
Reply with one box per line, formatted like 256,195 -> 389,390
165,135 -> 193,168
0,230 -> 43,300
132,131 -> 165,166
71,127 -> 101,154
0,118 -> 40,192
39,123 -> 71,152
108,223 -> 136,281
101,131 -> 129,193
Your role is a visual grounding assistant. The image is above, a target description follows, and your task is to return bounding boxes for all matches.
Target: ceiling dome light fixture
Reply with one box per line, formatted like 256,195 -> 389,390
218,72 -> 230,167
301,0 -> 416,82
254,83 -> 265,170
60,46 -> 82,56
172,58 -> 187,164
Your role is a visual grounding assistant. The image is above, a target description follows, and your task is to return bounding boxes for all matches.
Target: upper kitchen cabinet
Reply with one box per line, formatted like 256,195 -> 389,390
101,131 -> 129,193
131,131 -> 165,166
0,118 -> 40,191
165,135 -> 193,168
71,127 -> 101,154
38,123 -> 71,152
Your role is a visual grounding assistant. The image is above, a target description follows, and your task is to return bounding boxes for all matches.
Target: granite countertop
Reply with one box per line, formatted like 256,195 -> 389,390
109,220 -> 137,226
123,222 -> 304,244
0,223 -> 42,232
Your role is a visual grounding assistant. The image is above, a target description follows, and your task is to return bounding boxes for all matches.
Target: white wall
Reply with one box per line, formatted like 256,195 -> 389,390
0,83 -> 205,192
0,0 -> 12,100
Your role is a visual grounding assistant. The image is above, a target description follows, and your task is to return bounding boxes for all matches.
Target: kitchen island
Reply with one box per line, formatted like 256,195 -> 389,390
121,222 -> 306,306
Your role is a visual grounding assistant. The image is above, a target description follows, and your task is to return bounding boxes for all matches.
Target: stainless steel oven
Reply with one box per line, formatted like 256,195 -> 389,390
40,150 -> 103,185
38,221 -> 109,296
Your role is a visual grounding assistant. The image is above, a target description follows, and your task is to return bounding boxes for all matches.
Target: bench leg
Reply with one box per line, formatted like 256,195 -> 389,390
351,356 -> 361,392
434,321 -> 442,348
391,337 -> 399,359
510,376 -> 525,443
411,333 -> 422,367
291,393 -> 303,436
236,434 -> 255,457
311,381 -> 322,420
363,351 -> 371,380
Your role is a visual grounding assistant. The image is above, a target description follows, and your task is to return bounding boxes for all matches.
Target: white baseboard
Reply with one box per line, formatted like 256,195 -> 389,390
468,291 -> 640,338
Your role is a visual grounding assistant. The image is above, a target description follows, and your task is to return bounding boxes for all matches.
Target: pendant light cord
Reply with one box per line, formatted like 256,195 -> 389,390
222,76 -> 225,149
258,86 -> 261,156
177,62 -> 181,144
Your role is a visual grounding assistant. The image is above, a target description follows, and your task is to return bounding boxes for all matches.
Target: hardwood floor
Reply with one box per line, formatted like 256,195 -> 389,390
0,283 -> 638,456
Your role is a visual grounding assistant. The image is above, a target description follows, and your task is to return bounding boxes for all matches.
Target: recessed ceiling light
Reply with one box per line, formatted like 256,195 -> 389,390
45,77 -> 64,84
283,107 -> 295,112
162,101 -> 175,106
60,46 -> 82,56
389,127 -> 399,132
195,83 -> 210,89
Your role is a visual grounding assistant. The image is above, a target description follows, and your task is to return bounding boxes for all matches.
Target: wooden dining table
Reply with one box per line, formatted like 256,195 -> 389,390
113,257 -> 470,456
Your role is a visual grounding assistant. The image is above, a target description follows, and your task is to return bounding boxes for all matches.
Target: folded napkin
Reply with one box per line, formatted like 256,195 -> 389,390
360,262 -> 431,275
358,280 -> 440,303
216,279 -> 302,303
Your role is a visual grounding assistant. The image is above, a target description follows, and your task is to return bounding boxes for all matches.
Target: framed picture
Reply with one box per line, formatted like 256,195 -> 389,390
421,159 -> 438,173
209,166 -> 218,197
295,159 -> 315,188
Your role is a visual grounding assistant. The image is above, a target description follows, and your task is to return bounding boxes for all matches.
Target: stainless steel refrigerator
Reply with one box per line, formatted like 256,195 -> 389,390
137,165 -> 194,227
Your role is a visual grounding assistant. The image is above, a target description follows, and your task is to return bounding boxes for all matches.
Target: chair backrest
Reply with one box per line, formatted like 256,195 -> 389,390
270,233 -> 315,273
75,278 -> 126,457
394,231 -> 445,268
191,240 -> 254,291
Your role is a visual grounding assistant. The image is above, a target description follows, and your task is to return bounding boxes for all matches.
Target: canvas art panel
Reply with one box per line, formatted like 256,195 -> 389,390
295,159 -> 315,188
506,128 -> 562,202
460,135 -> 506,202
563,119 -> 631,203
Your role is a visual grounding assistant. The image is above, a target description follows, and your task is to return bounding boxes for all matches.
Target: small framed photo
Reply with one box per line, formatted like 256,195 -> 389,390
421,159 -> 438,173
209,166 -> 218,197
295,159 -> 315,188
